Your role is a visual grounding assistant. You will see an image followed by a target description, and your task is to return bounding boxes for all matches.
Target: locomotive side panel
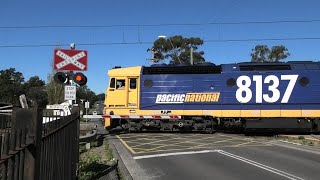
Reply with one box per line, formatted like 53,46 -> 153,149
140,74 -> 223,112
139,67 -> 320,118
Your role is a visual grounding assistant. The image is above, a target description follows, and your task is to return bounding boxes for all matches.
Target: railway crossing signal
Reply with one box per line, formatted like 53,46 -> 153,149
53,72 -> 87,86
52,44 -> 88,105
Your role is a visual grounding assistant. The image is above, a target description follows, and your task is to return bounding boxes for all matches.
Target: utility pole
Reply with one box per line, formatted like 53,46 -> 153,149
69,43 -> 76,106
190,47 -> 194,65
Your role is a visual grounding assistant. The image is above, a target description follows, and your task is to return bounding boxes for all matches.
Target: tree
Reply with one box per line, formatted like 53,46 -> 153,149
24,76 -> 48,108
23,76 -> 45,90
0,68 -> 24,105
46,71 -> 65,104
96,93 -> 105,101
76,85 -> 98,109
269,45 -> 290,62
151,35 -> 206,65
251,45 -> 290,63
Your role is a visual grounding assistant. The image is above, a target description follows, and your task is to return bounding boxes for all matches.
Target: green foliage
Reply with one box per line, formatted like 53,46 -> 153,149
152,35 -> 206,65
96,93 -> 106,101
46,71 -> 65,104
24,76 -> 48,108
79,153 -> 100,180
104,140 -> 114,162
91,141 -> 98,148
0,68 -> 48,107
0,67 -> 101,107
308,141 -> 314,146
0,68 -> 25,105
80,117 -> 89,122
23,76 -> 45,90
79,145 -> 88,154
298,136 -> 305,140
77,85 -> 98,110
251,45 -> 290,63
79,140 -> 116,180
269,45 -> 290,62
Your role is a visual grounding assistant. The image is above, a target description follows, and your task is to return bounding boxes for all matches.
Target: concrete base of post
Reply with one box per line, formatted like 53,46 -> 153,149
85,143 -> 91,150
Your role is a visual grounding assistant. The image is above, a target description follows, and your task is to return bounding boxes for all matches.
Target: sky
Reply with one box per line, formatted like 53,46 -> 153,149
1,0 -> 320,94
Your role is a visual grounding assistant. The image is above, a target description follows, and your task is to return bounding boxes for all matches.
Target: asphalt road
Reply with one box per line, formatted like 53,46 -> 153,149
110,133 -> 320,180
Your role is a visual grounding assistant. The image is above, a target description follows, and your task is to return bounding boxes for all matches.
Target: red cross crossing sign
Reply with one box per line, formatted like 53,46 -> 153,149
53,49 -> 88,71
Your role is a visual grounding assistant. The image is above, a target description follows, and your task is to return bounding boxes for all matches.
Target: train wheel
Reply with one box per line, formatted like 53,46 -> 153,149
119,119 -> 130,130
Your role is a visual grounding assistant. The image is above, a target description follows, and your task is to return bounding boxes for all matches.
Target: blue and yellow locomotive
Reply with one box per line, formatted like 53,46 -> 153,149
104,61 -> 320,133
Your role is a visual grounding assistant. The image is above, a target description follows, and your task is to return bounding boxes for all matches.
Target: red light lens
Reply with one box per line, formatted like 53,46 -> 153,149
76,75 -> 82,81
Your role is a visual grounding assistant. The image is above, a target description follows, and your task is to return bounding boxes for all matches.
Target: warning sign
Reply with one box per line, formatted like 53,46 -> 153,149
65,85 -> 76,101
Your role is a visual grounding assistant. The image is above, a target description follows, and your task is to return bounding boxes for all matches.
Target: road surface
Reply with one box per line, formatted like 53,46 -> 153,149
110,133 -> 320,180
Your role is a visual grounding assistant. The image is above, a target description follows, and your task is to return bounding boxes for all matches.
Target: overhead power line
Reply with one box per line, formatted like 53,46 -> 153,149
1,19 -> 320,29
0,41 -> 153,48
205,37 -> 320,42
1,37 -> 320,48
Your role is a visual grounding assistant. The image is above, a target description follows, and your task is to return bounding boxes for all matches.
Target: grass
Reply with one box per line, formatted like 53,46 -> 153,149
79,145 -> 87,154
79,138 -> 119,180
104,140 -> 114,162
79,153 -> 100,180
117,166 -> 125,180
104,139 -> 124,180
79,140 -> 100,154
279,136 -> 319,147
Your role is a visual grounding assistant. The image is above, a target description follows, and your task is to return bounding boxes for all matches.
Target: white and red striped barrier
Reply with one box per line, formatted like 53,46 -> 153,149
83,115 -> 181,119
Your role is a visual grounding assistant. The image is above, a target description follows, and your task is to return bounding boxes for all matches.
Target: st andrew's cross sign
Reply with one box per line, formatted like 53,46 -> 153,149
53,49 -> 88,71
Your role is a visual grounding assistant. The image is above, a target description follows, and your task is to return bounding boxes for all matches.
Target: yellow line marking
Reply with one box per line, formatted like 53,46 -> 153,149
124,138 -> 159,143
116,135 -> 137,154
129,136 -> 198,148
232,141 -> 254,147
135,148 -> 209,154
136,143 -> 206,150
144,136 -> 217,151
217,134 -> 255,141
131,137 -> 236,151
216,134 -> 273,146
186,139 -> 234,149
131,147 -> 154,151
134,144 -> 272,154
118,133 -> 272,154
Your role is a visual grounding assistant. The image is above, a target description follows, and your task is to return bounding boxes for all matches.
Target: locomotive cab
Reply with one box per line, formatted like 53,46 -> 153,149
104,66 -> 141,128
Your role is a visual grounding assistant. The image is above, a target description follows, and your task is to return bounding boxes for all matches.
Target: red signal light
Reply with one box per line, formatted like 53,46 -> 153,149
75,75 -> 83,81
73,72 -> 87,86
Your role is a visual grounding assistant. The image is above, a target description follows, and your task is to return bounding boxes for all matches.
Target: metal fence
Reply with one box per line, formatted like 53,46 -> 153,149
0,107 -> 80,180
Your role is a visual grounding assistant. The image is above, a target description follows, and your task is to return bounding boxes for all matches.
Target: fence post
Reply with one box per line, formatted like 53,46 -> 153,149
75,106 -> 80,179
23,108 -> 43,180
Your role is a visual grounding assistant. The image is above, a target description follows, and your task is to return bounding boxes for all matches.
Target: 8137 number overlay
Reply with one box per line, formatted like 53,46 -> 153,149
236,75 -> 298,103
